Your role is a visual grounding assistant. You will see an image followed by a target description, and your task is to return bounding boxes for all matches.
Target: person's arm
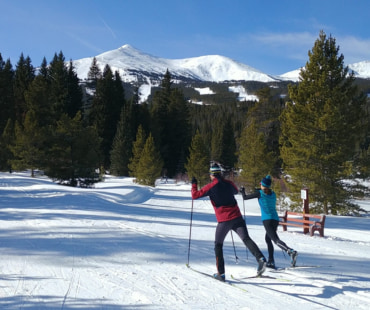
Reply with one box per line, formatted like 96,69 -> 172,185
240,187 -> 260,200
191,177 -> 214,199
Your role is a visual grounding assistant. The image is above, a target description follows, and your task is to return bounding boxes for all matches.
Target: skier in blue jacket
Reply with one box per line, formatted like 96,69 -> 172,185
241,175 -> 298,268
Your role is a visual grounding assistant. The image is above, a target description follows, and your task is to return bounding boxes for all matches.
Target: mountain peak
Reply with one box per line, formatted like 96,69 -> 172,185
119,44 -> 133,49
117,44 -> 143,54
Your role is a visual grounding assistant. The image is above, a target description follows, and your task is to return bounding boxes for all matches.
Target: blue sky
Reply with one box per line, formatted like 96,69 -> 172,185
1,0 -> 369,75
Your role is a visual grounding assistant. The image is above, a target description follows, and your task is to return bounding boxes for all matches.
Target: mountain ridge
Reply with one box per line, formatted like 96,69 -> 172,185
73,44 -> 280,84
73,44 -> 370,84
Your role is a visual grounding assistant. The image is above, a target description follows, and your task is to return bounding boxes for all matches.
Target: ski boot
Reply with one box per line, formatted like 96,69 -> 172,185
213,273 -> 225,282
288,249 -> 298,267
266,259 -> 276,269
257,257 -> 267,276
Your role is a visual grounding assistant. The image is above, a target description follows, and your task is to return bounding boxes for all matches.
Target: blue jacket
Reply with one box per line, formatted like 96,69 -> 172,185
242,189 -> 279,221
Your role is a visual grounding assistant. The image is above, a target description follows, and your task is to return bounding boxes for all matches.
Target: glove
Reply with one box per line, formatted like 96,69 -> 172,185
191,177 -> 197,184
239,186 -> 245,194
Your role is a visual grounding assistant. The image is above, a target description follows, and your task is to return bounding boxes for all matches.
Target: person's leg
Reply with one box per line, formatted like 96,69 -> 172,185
263,222 -> 274,259
214,221 -> 231,275
233,217 -> 265,261
264,220 -> 290,251
234,218 -> 266,275
264,220 -> 298,266
263,220 -> 275,262
265,233 -> 274,260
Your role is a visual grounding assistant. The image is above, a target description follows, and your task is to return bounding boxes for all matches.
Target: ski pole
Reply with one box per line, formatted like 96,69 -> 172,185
230,231 -> 239,263
241,188 -> 246,222
186,198 -> 194,266
241,193 -> 249,261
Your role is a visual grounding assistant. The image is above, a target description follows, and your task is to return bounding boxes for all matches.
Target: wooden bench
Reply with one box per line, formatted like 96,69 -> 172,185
279,211 -> 326,237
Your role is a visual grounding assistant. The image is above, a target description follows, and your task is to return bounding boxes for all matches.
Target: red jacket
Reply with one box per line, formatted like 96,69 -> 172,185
191,176 -> 242,223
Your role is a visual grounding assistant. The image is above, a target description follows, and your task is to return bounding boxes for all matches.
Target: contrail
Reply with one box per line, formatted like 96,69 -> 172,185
100,16 -> 117,39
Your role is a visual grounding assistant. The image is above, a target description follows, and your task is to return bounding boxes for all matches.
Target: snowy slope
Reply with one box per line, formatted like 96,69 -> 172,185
279,68 -> 303,82
0,172 -> 369,309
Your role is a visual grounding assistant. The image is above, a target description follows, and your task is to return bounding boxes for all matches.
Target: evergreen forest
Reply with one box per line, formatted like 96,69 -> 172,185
0,31 -> 369,215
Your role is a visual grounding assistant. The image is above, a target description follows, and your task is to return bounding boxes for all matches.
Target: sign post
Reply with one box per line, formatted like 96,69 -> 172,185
301,188 -> 309,234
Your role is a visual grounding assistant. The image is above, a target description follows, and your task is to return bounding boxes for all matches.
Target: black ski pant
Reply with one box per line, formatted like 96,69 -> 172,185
214,216 -> 265,275
263,219 -> 292,261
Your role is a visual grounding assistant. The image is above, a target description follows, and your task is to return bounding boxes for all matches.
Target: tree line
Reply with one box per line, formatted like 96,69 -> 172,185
0,31 -> 369,215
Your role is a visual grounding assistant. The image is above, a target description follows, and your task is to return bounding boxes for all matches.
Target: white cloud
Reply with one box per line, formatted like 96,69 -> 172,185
249,31 -> 370,64
251,31 -> 316,47
336,35 -> 370,64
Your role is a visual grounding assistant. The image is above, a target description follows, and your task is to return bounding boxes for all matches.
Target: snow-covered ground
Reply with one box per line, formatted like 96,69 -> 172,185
0,172 -> 369,309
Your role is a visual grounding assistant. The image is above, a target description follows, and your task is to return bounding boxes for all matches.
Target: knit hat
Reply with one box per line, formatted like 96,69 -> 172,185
209,163 -> 222,175
261,175 -> 272,188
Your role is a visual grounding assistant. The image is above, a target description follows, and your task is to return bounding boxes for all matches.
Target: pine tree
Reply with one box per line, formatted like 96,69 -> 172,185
358,105 -> 370,179
11,110 -> 45,176
0,119 -> 15,171
65,60 -> 83,118
238,120 -> 274,189
150,69 -> 191,177
357,92 -> 370,179
129,87 -> 150,134
128,125 -> 146,177
39,57 -> 48,79
24,75 -> 53,127
150,70 -> 171,174
211,124 -> 223,163
48,52 -> 69,118
13,54 -> 35,124
250,87 -> 283,172
82,57 -> 102,120
90,65 -> 126,170
45,112 -> 101,186
0,55 -> 14,133
136,133 -> 163,186
87,57 -> 102,88
280,31 -> 367,215
220,119 -> 237,170
110,103 -> 134,176
167,87 -> 191,176
185,130 -> 210,187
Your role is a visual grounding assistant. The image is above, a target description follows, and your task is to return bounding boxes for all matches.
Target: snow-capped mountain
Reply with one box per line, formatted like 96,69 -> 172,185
73,44 -> 370,85
73,44 -> 279,84
279,61 -> 370,82
348,61 -> 370,79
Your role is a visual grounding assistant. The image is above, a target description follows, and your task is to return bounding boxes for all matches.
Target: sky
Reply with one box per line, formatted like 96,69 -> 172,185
0,171 -> 369,308
1,0 -> 370,75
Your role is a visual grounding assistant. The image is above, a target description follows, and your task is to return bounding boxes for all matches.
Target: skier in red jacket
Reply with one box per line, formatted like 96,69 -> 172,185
191,163 -> 266,281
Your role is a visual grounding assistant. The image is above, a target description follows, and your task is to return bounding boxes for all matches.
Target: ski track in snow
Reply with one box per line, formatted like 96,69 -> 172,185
0,172 -> 369,309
